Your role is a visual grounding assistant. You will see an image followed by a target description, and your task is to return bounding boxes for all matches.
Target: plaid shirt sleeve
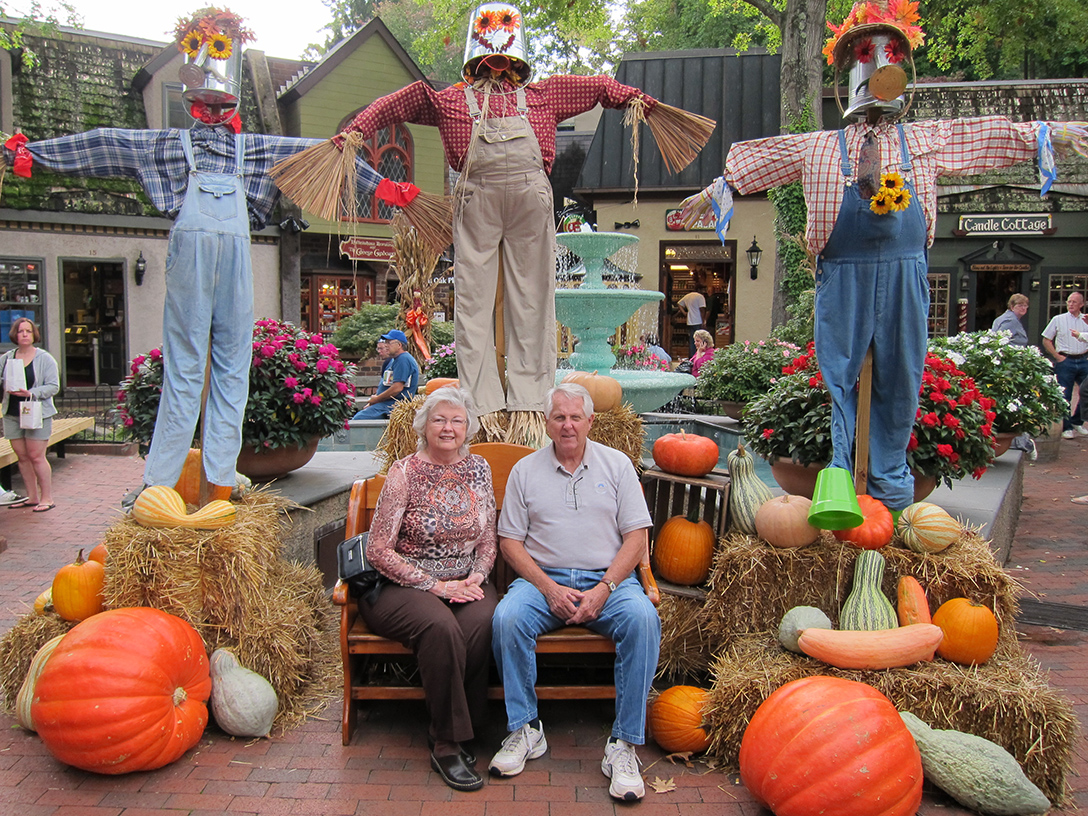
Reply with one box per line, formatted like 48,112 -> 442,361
23,128 -> 157,178
920,117 -> 1039,176
539,75 -> 656,123
343,82 -> 442,138
725,132 -> 812,194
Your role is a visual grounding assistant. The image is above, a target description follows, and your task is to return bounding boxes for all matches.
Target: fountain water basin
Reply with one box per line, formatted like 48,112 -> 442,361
555,231 -> 695,414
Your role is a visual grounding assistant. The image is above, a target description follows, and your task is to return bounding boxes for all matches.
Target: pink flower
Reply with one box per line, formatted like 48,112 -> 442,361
261,344 -> 277,358
149,348 -> 162,361
336,381 -> 349,395
295,338 -> 309,350
334,361 -> 346,374
310,394 -> 322,405
293,359 -> 308,371
302,388 -> 312,399
123,416 -> 134,427
316,359 -> 331,374
284,376 -> 298,388
319,343 -> 338,356
292,392 -> 306,404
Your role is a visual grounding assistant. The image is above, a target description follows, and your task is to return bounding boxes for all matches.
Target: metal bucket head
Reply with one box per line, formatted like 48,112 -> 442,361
838,27 -> 909,119
462,3 -> 531,84
174,11 -> 252,110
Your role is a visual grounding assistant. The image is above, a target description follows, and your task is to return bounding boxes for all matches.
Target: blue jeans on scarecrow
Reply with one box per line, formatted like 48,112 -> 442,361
492,568 -> 659,745
143,131 -> 253,489
814,126 -> 930,513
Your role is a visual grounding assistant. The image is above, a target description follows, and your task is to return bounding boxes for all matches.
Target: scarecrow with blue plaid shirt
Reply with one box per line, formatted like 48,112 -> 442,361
2,9 -> 407,502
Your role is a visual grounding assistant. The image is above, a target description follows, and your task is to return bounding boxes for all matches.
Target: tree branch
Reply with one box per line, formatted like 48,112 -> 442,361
740,0 -> 783,29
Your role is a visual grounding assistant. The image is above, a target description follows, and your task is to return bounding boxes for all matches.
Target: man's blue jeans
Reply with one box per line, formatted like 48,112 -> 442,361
492,568 -> 660,745
1054,356 -> 1088,429
352,401 -> 394,420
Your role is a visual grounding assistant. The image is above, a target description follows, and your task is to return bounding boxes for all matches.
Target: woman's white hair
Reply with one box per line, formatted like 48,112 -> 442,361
412,386 -> 479,454
545,382 -> 594,418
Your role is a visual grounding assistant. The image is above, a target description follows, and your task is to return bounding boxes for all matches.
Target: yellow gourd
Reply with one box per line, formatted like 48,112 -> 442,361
132,485 -> 236,529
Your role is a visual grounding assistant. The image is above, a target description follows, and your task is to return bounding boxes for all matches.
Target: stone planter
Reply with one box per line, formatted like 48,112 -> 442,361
236,436 -> 320,481
770,457 -> 937,502
992,431 -> 1017,458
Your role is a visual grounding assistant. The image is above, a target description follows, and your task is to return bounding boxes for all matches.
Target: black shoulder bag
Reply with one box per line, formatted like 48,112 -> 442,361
337,532 -> 385,604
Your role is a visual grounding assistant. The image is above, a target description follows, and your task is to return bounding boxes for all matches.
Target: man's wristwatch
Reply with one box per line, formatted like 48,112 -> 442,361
600,579 -> 616,593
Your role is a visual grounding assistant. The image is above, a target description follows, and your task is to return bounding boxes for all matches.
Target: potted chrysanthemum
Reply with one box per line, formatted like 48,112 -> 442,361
119,318 -> 357,478
694,338 -> 800,418
929,330 -> 1067,451
743,342 -> 998,496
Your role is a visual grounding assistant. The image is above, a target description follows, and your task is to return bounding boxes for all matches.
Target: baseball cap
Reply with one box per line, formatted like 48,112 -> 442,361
381,330 -> 408,345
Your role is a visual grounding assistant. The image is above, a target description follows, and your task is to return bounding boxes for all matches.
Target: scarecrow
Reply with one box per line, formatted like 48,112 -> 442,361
2,9 -> 408,500
682,0 -> 1088,525
273,3 -> 714,446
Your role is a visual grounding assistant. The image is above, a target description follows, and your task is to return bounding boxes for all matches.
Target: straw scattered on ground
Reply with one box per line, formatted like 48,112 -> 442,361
0,614 -> 75,713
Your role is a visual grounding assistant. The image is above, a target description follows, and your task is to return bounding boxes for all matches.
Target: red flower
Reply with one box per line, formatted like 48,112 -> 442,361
921,412 -> 939,427
943,414 -> 960,428
854,37 -> 875,63
907,433 -> 919,451
972,467 -> 988,479
937,444 -> 954,459
762,428 -> 774,439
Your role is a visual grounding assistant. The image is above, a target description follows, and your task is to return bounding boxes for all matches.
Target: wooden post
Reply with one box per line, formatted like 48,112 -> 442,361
198,348 -> 214,507
853,347 -> 874,495
494,248 -> 506,388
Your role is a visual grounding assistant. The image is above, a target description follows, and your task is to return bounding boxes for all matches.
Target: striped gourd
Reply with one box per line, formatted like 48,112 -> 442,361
15,634 -> 66,731
132,486 -> 236,529
727,443 -> 773,535
840,550 -> 897,630
896,502 -> 961,553
186,499 -> 238,529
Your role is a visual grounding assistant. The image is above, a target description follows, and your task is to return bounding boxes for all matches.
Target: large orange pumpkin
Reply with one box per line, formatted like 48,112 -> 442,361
832,494 -> 894,550
932,598 -> 999,665
561,370 -> 623,412
740,676 -> 922,816
51,549 -> 105,622
31,607 -> 211,774
650,685 -> 711,753
651,431 -> 719,477
653,511 -> 715,585
174,449 -> 232,506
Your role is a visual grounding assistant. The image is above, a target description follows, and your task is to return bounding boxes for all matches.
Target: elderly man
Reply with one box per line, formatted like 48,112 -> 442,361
352,330 -> 420,419
489,383 -> 658,801
1041,291 -> 1088,439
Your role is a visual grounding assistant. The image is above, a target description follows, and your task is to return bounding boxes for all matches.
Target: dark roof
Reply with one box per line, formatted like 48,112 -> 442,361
576,48 -> 780,195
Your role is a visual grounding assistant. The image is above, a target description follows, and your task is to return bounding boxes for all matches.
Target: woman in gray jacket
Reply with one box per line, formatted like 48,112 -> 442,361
2,318 -> 60,511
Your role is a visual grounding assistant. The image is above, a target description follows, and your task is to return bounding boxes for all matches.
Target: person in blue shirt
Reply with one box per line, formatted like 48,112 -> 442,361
353,330 -> 420,419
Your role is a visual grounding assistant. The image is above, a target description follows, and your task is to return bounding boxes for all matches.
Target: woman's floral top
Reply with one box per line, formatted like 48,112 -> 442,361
366,453 -> 497,590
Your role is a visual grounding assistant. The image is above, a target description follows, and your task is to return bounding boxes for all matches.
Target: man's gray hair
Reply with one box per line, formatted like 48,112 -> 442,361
412,386 -> 480,454
545,382 -> 595,418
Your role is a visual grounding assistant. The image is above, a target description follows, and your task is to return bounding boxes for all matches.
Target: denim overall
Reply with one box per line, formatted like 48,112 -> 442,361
452,86 -> 556,416
814,125 -> 930,512
144,130 -> 254,489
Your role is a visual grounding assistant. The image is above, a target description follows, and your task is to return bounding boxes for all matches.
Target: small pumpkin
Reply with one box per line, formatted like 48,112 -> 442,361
897,501 -> 961,553
561,370 -> 623,412
652,430 -> 719,478
209,649 -> 279,738
932,598 -> 999,665
31,607 -> 211,775
649,685 -> 711,753
755,495 -> 818,548
777,605 -> 832,653
51,549 -> 105,622
653,507 -> 715,586
897,575 -> 932,627
832,494 -> 894,550
726,443 -> 773,535
87,543 -> 108,565
174,448 -> 233,506
740,676 -> 923,816
15,634 -> 66,731
33,587 -> 54,615
423,377 -> 460,395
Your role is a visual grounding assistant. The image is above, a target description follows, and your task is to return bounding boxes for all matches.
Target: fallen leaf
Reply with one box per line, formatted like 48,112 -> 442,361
665,750 -> 695,767
650,777 -> 677,793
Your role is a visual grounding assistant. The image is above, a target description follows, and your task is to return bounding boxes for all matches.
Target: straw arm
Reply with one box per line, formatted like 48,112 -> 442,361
644,101 -> 717,174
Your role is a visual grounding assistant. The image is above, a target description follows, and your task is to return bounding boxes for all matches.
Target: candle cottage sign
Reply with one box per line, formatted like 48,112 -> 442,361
957,214 -> 1053,236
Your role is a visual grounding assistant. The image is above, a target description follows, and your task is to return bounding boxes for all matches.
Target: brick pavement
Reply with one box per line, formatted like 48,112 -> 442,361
0,449 -> 1085,815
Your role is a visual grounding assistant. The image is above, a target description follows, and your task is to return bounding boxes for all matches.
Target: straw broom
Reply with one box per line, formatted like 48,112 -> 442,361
270,133 -> 453,254
624,97 -> 716,201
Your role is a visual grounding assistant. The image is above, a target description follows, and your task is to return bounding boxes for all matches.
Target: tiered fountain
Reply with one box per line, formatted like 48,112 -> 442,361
554,231 -> 695,413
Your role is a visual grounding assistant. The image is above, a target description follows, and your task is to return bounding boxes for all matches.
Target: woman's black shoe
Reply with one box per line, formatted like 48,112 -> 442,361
431,751 -> 484,791
428,739 -> 476,766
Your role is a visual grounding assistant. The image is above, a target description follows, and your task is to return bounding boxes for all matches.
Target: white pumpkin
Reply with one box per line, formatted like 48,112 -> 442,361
209,648 -> 279,738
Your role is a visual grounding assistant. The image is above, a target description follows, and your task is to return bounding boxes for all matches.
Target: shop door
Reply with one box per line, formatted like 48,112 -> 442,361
61,260 -> 126,386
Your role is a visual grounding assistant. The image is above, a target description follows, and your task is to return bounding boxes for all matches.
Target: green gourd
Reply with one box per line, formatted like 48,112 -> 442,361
900,712 -> 1050,816
778,606 -> 833,653
209,649 -> 279,738
840,549 -> 897,630
727,443 -> 773,536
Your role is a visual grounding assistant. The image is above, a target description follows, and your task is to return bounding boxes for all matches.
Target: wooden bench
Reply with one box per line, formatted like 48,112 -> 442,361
0,415 -> 95,487
332,441 -> 660,745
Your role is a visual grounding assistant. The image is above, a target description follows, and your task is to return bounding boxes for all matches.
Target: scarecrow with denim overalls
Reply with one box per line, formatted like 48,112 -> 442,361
2,10 -> 404,500
280,4 -> 713,447
682,0 -> 1088,525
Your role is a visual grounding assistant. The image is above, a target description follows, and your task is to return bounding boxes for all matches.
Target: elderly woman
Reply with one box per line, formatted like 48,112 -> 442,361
1,318 -> 60,512
690,329 -> 715,378
361,386 -> 497,792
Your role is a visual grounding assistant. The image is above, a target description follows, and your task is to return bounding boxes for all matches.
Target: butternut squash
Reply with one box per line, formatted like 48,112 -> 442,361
897,575 -> 932,627
797,623 -> 944,670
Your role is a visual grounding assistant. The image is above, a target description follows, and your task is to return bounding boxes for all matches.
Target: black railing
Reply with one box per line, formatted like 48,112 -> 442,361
54,385 -> 128,444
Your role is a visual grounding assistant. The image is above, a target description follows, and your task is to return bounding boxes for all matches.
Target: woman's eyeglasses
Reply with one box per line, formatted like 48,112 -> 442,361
429,416 -> 468,428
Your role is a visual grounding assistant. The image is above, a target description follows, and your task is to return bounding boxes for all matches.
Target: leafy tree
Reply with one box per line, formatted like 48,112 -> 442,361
618,0 -> 774,53
0,1 -> 79,70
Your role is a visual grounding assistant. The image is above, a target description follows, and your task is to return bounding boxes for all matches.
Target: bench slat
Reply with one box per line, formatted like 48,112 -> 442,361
0,416 -> 95,469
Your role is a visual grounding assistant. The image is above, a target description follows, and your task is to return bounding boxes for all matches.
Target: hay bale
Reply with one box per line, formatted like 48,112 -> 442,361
657,594 -> 711,680
703,635 -> 1077,806
589,404 -> 644,468
97,489 -> 338,732
0,614 -> 75,713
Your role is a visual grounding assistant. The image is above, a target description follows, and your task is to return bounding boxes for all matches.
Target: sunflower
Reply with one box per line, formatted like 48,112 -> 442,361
497,8 -> 521,31
869,190 -> 894,215
179,28 -> 204,58
887,187 -> 912,211
879,171 -> 906,192
208,33 -> 233,60
475,10 -> 498,35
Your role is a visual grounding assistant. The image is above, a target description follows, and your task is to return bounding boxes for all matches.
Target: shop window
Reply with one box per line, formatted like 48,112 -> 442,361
927,273 -> 950,337
335,118 -> 414,223
1046,274 -> 1088,319
162,83 -> 192,130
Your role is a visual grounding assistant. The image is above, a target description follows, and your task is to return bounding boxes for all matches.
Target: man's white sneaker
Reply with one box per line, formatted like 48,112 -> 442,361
0,489 -> 25,506
489,722 -> 547,777
1077,424 -> 1088,436
1062,429 -> 1076,439
601,739 -> 645,801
